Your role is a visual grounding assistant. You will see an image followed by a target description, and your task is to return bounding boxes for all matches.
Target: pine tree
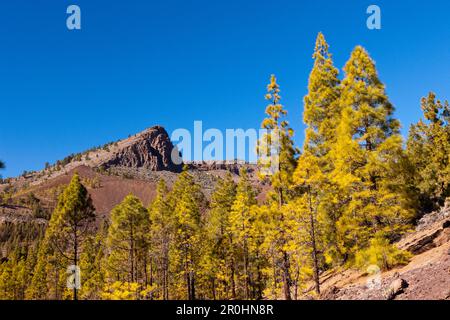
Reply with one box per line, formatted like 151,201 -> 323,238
27,173 -> 96,300
245,204 -> 267,300
229,168 -> 258,299
6,246 -> 35,300
79,229 -> 106,300
331,46 -> 414,264
293,153 -> 325,295
258,74 -> 298,205
407,92 -> 450,211
303,32 -> 341,157
292,33 -> 341,292
52,173 -> 96,300
27,230 -> 69,300
149,179 -> 173,300
202,173 -> 236,299
276,196 -> 322,299
258,74 -> 298,300
26,244 -> 53,299
18,245 -> 39,299
169,167 -> 204,300
106,194 -> 150,291
0,259 -> 15,299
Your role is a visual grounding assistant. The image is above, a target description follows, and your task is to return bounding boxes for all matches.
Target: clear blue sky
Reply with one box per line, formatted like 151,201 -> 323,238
0,0 -> 449,177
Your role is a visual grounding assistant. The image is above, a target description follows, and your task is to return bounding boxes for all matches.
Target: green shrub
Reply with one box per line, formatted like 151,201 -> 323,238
354,234 -> 412,271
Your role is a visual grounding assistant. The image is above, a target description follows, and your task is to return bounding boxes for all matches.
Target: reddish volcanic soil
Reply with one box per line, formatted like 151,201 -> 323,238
23,165 -> 159,217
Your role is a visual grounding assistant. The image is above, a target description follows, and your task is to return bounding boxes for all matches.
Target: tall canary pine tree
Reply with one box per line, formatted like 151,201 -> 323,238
149,179 -> 173,300
169,167 -> 204,300
293,32 -> 341,294
106,194 -> 151,297
202,173 -> 236,299
331,46 -> 414,266
27,173 -> 96,300
407,92 -> 450,211
258,75 -> 298,300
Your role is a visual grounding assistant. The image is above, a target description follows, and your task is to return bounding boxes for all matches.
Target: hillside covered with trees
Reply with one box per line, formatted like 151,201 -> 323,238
0,33 -> 449,300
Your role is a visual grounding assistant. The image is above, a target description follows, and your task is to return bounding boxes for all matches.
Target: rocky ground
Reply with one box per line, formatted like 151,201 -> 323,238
319,203 -> 450,300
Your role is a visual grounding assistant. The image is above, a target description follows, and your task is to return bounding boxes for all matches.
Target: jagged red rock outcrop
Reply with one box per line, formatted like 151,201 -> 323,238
101,126 -> 182,172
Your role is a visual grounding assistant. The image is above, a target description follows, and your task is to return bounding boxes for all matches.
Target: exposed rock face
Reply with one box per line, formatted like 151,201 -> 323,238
417,200 -> 450,231
398,203 -> 450,255
0,205 -> 47,225
101,126 -> 182,172
186,160 -> 257,175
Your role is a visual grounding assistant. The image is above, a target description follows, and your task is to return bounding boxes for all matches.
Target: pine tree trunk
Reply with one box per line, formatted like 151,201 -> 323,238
73,225 -> 78,300
243,238 -> 250,299
229,235 -> 237,299
230,259 -> 237,299
278,187 -> 292,300
185,248 -> 191,300
130,222 -> 135,283
211,278 -> 216,300
282,250 -> 292,300
163,241 -> 169,300
256,256 -> 263,300
308,185 -> 320,295
190,270 -> 196,300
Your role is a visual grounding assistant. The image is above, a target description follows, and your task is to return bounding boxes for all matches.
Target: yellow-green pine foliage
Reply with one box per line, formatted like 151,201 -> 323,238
0,259 -> 15,299
330,46 -> 414,265
26,240 -> 55,299
303,32 -> 341,157
407,92 -> 450,211
259,74 -> 298,206
294,32 -> 341,271
292,152 -> 328,294
106,194 -> 150,289
258,201 -> 295,300
354,234 -> 412,271
257,74 -> 298,300
0,246 -> 35,300
168,167 -> 204,300
149,179 -> 173,300
278,197 -> 322,299
79,228 -> 106,300
101,281 -> 154,300
201,173 -> 236,299
228,168 -> 259,299
27,173 -> 95,300
55,173 -> 96,299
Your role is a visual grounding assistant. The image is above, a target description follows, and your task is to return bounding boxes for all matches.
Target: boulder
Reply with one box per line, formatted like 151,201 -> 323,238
321,285 -> 340,300
385,278 -> 408,300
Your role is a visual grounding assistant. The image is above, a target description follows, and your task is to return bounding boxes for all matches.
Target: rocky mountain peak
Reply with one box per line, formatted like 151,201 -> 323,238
100,126 -> 182,172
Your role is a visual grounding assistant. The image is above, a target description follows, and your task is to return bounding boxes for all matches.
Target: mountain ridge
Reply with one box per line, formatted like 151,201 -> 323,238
0,125 -> 262,220
1,125 -> 257,187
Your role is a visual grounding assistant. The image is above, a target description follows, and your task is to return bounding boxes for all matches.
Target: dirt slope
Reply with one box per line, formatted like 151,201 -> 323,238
319,205 -> 450,300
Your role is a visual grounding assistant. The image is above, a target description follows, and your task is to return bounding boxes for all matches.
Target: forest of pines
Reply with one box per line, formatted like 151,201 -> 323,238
0,33 -> 449,300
